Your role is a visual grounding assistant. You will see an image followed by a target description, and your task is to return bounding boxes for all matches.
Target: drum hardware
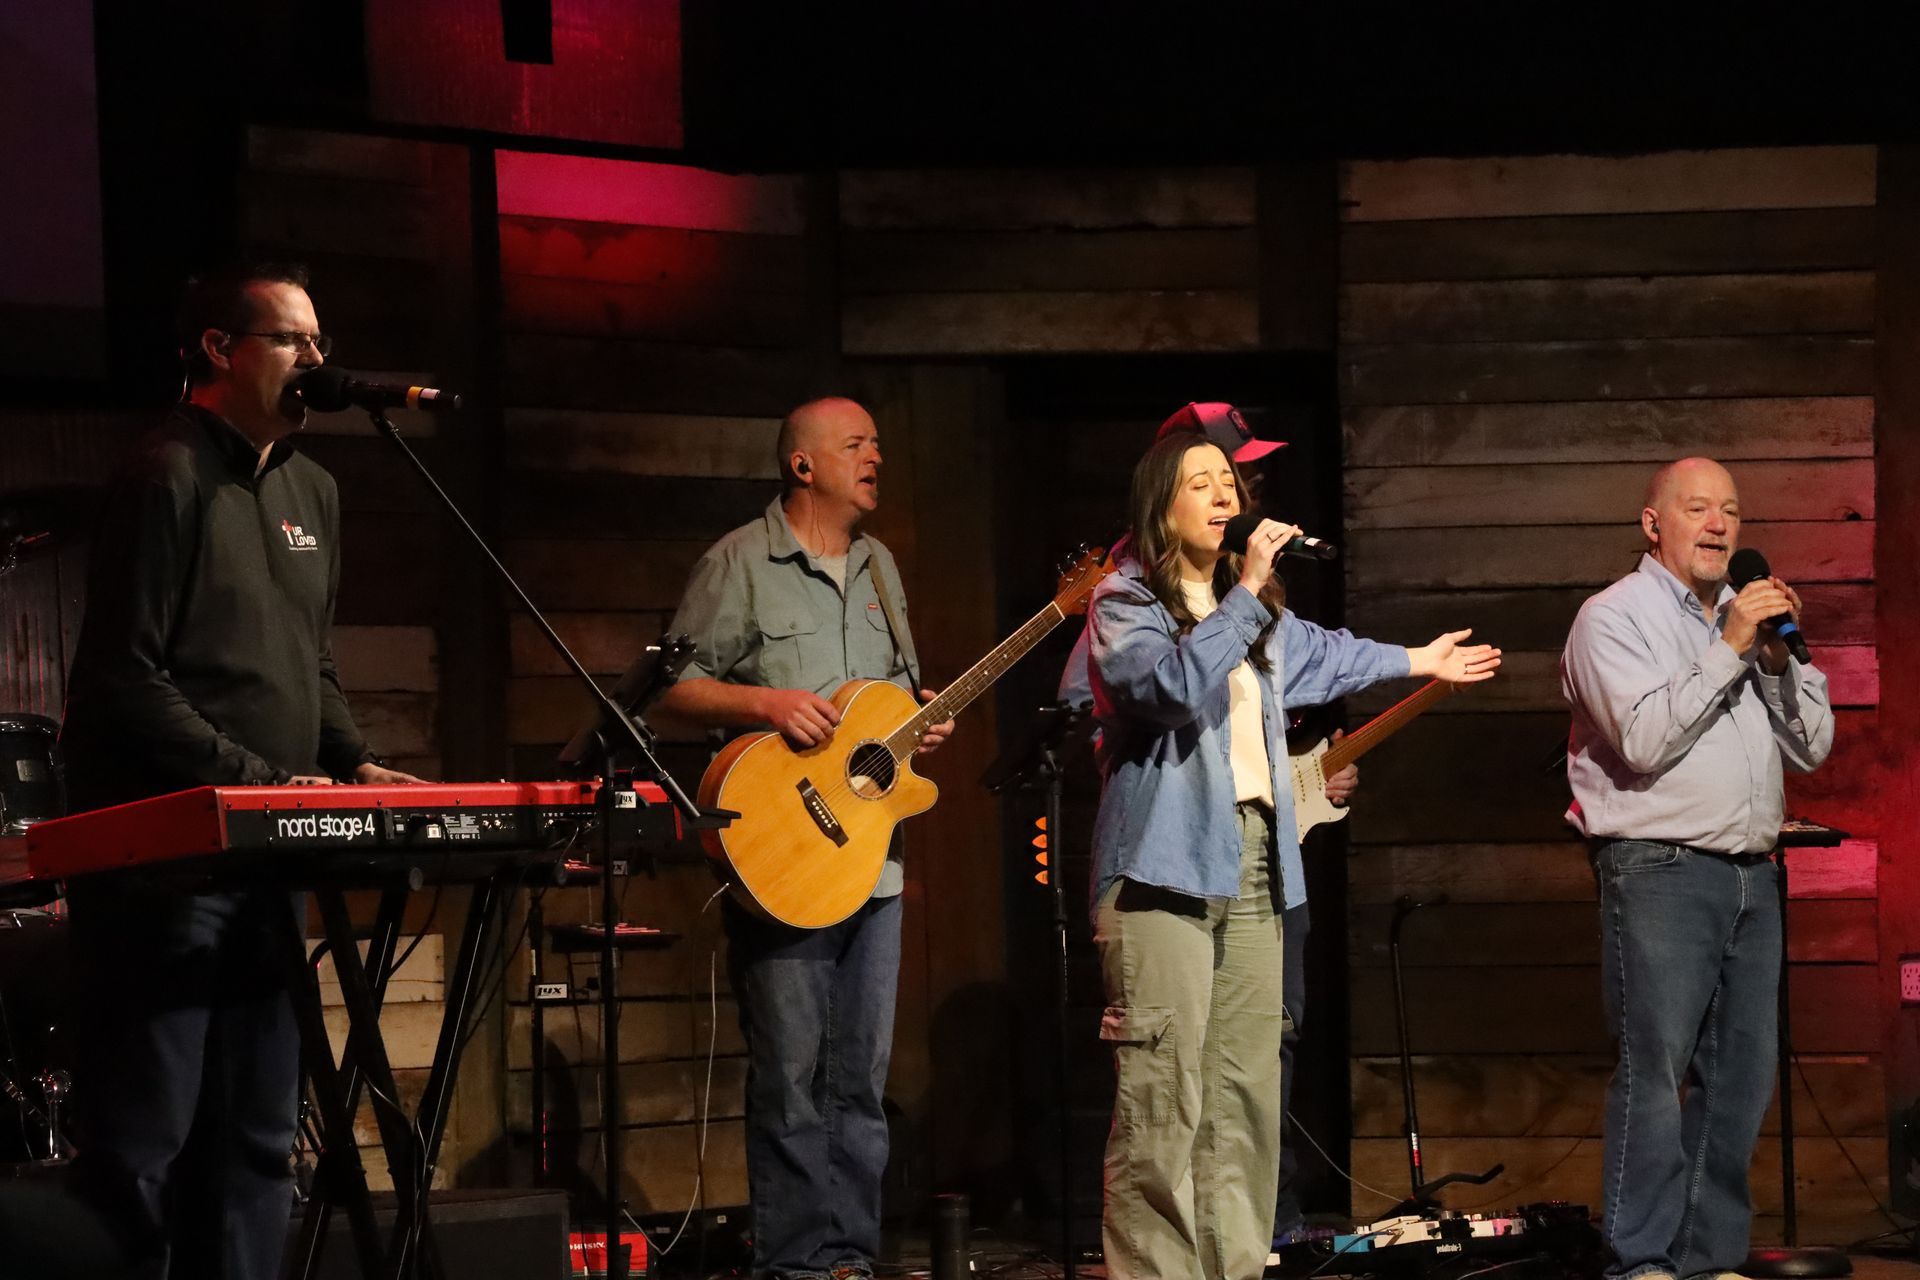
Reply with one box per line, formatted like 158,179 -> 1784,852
1,1058 -> 72,1164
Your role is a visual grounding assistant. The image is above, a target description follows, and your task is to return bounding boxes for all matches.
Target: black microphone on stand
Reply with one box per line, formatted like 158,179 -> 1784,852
1221,512 -> 1339,563
293,366 -> 464,413
1728,547 -> 1811,664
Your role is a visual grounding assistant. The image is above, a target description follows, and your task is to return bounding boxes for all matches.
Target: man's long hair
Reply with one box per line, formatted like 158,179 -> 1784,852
1124,432 -> 1283,672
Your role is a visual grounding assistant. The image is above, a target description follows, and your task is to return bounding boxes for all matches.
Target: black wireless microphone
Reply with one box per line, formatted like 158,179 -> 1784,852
1727,547 -> 1810,664
1221,512 -> 1339,562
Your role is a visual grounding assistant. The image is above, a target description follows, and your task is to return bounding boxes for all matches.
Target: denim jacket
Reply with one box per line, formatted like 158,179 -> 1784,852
1086,561 -> 1410,913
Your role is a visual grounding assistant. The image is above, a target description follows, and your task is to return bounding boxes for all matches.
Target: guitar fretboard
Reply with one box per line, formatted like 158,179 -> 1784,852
1322,679 -> 1456,774
882,603 -> 1069,760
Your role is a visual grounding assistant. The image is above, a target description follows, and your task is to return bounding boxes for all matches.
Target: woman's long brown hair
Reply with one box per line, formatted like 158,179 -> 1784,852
1124,434 -> 1283,671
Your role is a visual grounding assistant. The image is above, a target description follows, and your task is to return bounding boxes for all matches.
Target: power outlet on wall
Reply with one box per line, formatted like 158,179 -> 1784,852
1902,956 -> 1920,1005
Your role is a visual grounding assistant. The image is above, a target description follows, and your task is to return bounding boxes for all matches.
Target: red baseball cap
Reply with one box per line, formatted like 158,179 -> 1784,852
1156,402 -> 1286,464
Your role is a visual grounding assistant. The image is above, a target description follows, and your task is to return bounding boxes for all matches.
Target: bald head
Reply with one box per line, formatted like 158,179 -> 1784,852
1643,456 -> 1736,515
1641,456 -> 1741,601
778,397 -> 872,491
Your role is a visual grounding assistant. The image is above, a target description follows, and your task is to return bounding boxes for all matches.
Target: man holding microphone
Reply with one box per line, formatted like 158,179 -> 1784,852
1562,457 -> 1833,1280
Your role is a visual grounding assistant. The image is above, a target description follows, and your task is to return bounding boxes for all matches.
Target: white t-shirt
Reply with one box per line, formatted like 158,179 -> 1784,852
1180,579 -> 1274,808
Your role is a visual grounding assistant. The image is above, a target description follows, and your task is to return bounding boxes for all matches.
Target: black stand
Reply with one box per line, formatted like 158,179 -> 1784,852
1385,897 -> 1502,1215
368,408 -> 720,1280
982,703 -> 1096,1280
1743,821 -> 1852,1280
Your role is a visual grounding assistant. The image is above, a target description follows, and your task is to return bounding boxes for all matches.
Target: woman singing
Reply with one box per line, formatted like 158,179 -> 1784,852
1085,432 -> 1500,1280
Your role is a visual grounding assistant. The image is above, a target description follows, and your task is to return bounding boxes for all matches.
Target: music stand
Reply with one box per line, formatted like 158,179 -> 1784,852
981,702 -> 1097,1280
1743,819 -> 1852,1280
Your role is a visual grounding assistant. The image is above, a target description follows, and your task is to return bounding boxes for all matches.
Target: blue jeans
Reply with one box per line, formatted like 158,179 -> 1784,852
726,894 -> 902,1280
1593,841 -> 1781,1280
67,885 -> 303,1280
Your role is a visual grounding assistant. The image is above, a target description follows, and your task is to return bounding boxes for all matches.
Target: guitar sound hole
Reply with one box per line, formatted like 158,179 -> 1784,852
846,742 -> 896,799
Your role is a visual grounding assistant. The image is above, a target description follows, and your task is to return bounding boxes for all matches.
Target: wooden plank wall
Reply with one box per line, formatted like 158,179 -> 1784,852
839,167 -> 1260,358
492,154 -> 823,1213
1336,145 -> 1887,1241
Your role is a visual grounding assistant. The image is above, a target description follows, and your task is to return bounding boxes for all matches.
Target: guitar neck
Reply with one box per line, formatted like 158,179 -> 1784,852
1321,679 -> 1456,774
884,602 -> 1071,757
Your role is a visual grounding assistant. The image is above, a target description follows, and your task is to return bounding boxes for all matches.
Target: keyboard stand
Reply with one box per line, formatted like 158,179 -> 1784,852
281,858 -> 552,1280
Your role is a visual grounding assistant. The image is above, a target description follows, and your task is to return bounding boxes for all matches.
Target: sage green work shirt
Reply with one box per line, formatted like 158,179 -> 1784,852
668,498 -> 922,898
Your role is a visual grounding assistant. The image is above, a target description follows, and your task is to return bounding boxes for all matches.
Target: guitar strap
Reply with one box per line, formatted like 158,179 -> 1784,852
869,561 -> 923,693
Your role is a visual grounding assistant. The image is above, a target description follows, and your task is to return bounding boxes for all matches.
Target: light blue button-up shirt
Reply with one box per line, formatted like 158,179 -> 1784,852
1561,553 -> 1833,853
1085,562 -> 1410,913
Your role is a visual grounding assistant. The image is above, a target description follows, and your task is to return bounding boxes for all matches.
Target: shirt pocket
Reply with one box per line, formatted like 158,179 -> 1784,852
757,609 -> 823,693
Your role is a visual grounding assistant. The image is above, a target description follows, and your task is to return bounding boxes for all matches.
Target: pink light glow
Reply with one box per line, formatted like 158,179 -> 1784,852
366,0 -> 681,150
496,152 -> 805,234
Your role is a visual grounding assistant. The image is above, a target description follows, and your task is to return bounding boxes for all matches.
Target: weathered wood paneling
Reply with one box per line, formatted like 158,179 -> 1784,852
501,335 -> 817,416
331,626 -> 438,692
247,126 -> 440,184
1342,272 -> 1873,345
1342,147 -> 1876,223
501,275 -> 809,348
498,218 -> 808,292
840,168 -> 1257,230
508,613 -> 675,680
1342,335 -> 1874,406
1345,397 -> 1874,468
842,289 -> 1259,356
840,228 -> 1258,293
1345,459 -> 1873,529
240,171 -> 443,262
504,409 -> 781,480
502,539 -> 708,613
1342,208 -> 1875,283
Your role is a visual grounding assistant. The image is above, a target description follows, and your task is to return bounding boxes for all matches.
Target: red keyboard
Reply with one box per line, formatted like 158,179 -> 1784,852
26,780 -> 678,880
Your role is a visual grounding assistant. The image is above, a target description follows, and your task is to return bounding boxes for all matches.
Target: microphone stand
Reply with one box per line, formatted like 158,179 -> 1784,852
981,702 -> 1096,1280
368,409 -> 722,1280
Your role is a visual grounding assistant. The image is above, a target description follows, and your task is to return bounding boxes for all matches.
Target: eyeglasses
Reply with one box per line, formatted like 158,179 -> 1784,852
233,331 -> 333,357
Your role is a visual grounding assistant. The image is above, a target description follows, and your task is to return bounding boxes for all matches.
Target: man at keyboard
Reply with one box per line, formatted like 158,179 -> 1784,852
58,262 -> 419,1280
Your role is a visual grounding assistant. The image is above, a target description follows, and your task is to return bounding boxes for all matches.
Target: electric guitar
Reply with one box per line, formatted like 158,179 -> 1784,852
698,548 -> 1114,928
1288,678 -> 1456,840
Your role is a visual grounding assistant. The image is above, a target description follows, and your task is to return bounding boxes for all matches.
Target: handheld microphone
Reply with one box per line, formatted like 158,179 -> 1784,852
1221,512 -> 1339,563
292,367 -> 464,414
1727,547 -> 1810,664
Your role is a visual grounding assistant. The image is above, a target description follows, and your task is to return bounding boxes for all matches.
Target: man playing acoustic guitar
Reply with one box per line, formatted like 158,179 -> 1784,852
656,396 -> 952,1280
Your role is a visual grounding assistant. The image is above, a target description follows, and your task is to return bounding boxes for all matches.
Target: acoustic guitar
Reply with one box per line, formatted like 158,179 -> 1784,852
1288,678 -> 1456,840
698,548 -> 1113,928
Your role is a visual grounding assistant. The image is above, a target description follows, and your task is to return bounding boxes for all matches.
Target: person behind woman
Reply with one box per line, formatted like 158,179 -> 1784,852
1085,433 -> 1501,1280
